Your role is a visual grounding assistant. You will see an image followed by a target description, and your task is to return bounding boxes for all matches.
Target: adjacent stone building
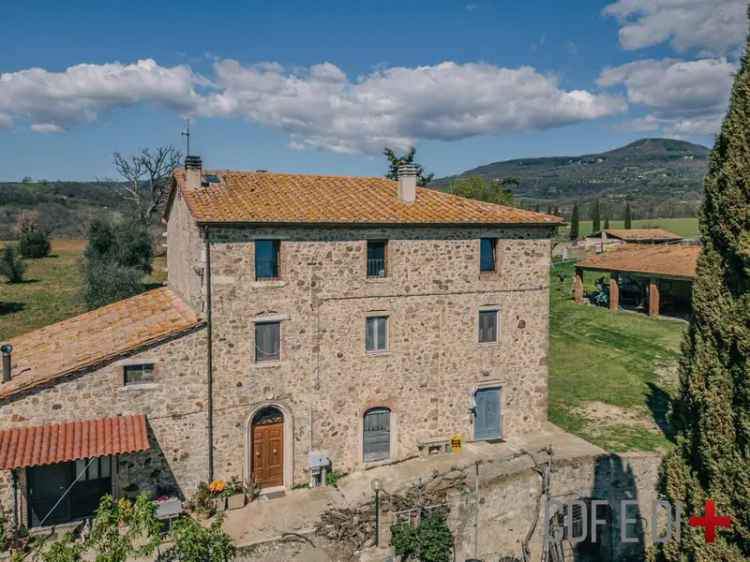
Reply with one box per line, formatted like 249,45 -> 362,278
0,159 -> 560,529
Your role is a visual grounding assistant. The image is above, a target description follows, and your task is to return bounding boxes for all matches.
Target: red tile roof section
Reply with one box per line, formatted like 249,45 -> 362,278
576,244 -> 701,280
1,288 -> 203,400
171,169 -> 563,226
588,228 -> 683,242
0,414 -> 149,469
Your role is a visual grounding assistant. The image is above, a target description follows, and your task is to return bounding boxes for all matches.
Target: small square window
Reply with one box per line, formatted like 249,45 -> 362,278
367,241 -> 387,278
256,321 -> 281,362
479,310 -> 498,343
366,316 -> 388,353
255,240 -> 280,280
480,238 -> 496,272
124,364 -> 155,386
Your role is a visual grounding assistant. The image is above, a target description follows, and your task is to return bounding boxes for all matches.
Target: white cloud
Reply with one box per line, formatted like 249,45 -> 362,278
199,60 -> 626,153
598,58 -> 735,135
603,0 -> 747,57
0,58 -> 626,153
0,59 -> 202,130
30,123 -> 64,133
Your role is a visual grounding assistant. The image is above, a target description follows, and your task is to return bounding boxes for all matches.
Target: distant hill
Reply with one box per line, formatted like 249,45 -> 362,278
0,181 -> 128,239
433,138 -> 710,219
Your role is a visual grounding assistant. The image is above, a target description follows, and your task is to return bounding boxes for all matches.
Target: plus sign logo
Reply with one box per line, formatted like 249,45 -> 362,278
688,500 -> 732,544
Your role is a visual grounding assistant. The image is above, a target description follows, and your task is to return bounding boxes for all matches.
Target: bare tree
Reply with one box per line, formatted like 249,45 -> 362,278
112,146 -> 183,225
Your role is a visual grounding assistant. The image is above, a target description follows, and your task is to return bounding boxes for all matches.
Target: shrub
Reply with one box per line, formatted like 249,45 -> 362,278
16,213 -> 51,259
0,246 -> 26,283
84,218 -> 152,274
82,260 -> 143,309
391,513 -> 453,562
160,516 -> 235,562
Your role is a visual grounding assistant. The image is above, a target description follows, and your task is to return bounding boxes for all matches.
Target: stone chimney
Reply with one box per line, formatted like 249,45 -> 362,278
398,164 -> 417,204
185,155 -> 203,189
1,344 -> 12,383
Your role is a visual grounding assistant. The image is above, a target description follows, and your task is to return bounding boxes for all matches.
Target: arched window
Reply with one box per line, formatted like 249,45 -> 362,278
363,408 -> 391,462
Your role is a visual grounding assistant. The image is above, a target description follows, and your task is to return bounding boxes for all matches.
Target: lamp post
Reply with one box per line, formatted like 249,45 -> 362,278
371,478 -> 382,547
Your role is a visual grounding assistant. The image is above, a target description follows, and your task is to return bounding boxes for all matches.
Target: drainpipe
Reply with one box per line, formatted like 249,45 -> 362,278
204,226 -> 214,482
11,469 -> 19,529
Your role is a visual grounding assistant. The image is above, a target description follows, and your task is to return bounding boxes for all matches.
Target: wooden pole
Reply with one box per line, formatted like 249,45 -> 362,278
574,268 -> 584,304
649,278 -> 660,317
609,273 -> 619,312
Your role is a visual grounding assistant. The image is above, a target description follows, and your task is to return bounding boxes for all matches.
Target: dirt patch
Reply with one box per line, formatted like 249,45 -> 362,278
575,401 -> 660,432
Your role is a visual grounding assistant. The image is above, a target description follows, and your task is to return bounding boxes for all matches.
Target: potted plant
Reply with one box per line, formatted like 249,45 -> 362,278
185,482 -> 215,520
224,477 -> 248,510
208,480 -> 227,513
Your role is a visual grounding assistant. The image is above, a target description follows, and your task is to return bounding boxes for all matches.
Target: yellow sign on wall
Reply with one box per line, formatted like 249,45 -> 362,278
450,434 -> 462,452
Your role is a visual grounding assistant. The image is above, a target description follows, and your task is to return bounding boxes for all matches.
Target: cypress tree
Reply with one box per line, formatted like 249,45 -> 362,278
604,215 -> 610,230
569,204 -> 579,241
591,199 -> 601,233
624,202 -> 633,229
659,17 -> 750,561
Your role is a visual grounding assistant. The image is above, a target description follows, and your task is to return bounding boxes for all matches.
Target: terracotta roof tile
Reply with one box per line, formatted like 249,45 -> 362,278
0,415 -> 149,469
1,288 -> 203,400
588,228 -> 683,242
577,244 -> 700,280
171,170 -> 563,226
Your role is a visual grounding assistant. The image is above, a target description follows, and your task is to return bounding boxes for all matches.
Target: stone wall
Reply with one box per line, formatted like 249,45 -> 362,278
0,328 -> 208,527
450,452 -> 662,561
166,190 -> 205,312
200,224 -> 555,487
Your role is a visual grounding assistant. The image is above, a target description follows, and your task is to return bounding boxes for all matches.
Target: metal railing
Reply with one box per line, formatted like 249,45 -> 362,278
367,257 -> 386,277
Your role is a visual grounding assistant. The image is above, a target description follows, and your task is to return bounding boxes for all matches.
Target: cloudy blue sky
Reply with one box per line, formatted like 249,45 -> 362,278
0,0 -> 745,180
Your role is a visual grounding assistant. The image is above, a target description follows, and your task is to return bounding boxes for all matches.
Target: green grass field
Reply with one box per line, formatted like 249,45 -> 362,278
574,217 -> 699,238
0,240 -> 165,340
548,260 -> 684,452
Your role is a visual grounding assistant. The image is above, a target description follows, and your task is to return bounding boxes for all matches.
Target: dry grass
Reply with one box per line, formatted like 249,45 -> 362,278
0,240 -> 166,340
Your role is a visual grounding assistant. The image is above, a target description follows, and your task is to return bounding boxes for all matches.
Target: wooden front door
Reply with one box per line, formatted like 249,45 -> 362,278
252,409 -> 284,488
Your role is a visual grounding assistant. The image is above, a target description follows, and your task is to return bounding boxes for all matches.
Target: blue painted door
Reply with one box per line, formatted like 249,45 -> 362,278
474,387 -> 502,440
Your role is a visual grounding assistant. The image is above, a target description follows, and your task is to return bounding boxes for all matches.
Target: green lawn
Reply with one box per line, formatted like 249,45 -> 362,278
575,217 -> 699,238
0,240 -> 165,340
548,260 -> 685,452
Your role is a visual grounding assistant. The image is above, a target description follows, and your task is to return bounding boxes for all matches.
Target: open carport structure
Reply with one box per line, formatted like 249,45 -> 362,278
574,244 -> 700,318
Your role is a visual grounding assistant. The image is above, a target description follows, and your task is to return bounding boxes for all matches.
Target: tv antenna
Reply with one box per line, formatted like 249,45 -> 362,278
181,118 -> 191,156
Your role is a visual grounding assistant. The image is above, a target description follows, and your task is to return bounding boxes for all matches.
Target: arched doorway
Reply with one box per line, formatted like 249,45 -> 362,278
363,407 -> 391,463
251,406 -> 284,489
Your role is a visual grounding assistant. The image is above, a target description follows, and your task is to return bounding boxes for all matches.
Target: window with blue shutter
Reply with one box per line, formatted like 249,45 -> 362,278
255,240 -> 280,279
480,238 -> 496,272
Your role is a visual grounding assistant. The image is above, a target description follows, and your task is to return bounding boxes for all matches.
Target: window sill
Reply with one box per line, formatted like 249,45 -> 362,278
363,458 -> 393,470
365,276 -> 390,283
252,360 -> 284,369
120,383 -> 161,392
478,341 -> 499,347
366,350 -> 391,357
252,280 -> 287,289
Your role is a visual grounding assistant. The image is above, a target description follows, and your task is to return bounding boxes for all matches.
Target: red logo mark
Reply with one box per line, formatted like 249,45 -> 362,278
689,500 -> 732,543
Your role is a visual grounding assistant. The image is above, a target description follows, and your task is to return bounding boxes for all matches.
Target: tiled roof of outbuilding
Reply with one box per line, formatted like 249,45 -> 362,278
588,228 -> 683,242
0,288 -> 203,400
170,170 -> 563,226
576,244 -> 700,280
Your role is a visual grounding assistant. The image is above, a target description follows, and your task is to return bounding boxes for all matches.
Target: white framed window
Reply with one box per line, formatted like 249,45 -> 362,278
366,316 -> 388,353
123,364 -> 155,386
478,309 -> 499,343
255,321 -> 281,362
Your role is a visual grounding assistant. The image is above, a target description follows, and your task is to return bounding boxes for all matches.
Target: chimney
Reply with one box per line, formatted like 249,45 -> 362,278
185,155 -> 203,190
1,344 -> 12,383
398,164 -> 417,204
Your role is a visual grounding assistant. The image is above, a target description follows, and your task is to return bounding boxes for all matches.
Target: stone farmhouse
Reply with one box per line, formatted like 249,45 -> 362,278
0,158 -> 561,529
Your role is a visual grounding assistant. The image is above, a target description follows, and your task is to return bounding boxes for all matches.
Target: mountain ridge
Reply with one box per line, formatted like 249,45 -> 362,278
433,138 -> 710,218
